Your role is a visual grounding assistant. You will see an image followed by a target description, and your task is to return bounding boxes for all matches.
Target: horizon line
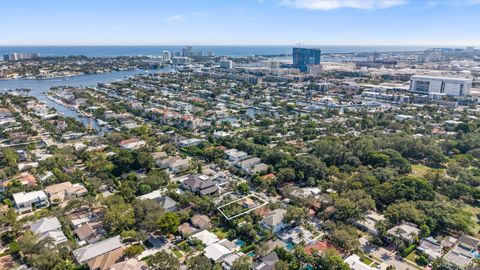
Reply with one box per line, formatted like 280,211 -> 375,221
0,44 -> 477,48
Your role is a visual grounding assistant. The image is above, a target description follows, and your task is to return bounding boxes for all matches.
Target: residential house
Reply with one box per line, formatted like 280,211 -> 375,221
252,252 -> 280,270
109,258 -> 147,270
119,138 -> 146,150
225,149 -> 248,162
44,181 -> 88,204
204,242 -> 232,262
237,157 -> 261,171
418,237 -> 443,260
354,211 -> 386,236
179,223 -> 199,236
457,235 -> 480,252
158,196 -> 178,212
72,235 -> 124,270
75,223 -> 101,245
182,174 -> 219,196
13,190 -> 49,214
178,138 -> 206,147
386,222 -> 420,243
304,241 -> 334,256
277,226 -> 315,245
152,151 -> 168,161
246,163 -> 269,175
261,209 -> 287,233
344,254 -> 376,270
222,253 -> 241,270
30,217 -> 68,245
157,156 -> 191,174
191,214 -> 212,230
0,108 -> 12,118
443,235 -> 480,269
190,230 -> 219,246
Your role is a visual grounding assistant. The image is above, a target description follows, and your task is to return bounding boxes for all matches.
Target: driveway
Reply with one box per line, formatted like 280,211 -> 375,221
360,237 -> 419,270
137,236 -> 174,260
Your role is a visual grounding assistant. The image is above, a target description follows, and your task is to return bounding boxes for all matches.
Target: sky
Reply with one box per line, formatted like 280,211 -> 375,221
1,0 -> 480,46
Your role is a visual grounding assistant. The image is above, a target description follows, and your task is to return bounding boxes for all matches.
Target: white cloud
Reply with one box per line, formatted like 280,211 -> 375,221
427,0 -> 480,5
166,15 -> 186,25
280,0 -> 409,10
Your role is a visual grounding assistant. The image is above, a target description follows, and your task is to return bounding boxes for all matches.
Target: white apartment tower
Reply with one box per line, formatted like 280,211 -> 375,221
410,75 -> 472,99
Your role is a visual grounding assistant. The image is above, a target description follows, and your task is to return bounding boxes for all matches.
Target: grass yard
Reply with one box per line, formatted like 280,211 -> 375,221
360,256 -> 374,265
212,228 -> 229,239
462,204 -> 480,237
172,249 -> 182,258
409,164 -> 433,177
405,250 -> 418,263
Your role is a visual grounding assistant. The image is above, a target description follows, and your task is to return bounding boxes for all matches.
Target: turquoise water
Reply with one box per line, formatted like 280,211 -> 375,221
247,252 -> 255,257
0,68 -> 170,128
285,242 -> 295,251
235,239 -> 245,247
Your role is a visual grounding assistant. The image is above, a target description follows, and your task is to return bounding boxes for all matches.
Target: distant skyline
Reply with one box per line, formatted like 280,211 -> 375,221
3,0 -> 480,46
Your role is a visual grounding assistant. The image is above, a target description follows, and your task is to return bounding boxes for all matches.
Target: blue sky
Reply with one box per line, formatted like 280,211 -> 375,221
2,0 -> 480,46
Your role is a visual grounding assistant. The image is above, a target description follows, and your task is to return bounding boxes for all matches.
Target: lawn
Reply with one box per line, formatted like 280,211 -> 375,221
360,256 -> 373,265
462,204 -> 480,237
212,228 -> 229,239
404,251 -> 423,270
409,164 -> 433,177
172,249 -> 182,258
405,250 -> 418,263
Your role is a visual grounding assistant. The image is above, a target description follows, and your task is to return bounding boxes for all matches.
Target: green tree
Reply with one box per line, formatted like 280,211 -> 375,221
103,196 -> 135,233
157,212 -> 180,235
237,182 -> 250,195
420,224 -> 431,238
148,250 -> 179,270
188,255 -> 213,270
314,249 -> 351,270
231,256 -> 252,270
284,206 -> 308,226
124,244 -> 145,257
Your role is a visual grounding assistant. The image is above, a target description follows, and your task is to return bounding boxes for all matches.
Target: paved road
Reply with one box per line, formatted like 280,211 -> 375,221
360,237 -> 419,270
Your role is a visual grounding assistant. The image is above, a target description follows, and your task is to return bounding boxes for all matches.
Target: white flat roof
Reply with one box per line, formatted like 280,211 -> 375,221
411,75 -> 472,82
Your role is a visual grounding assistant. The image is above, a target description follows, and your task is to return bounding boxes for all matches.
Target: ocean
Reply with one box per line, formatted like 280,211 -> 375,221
0,45 -> 439,57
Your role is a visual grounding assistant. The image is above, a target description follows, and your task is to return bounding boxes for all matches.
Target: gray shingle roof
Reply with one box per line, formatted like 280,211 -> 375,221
73,235 -> 123,263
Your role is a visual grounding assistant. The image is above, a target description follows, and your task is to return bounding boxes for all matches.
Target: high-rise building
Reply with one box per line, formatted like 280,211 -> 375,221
293,47 -> 321,72
219,58 -> 233,69
182,46 -> 193,57
410,75 -> 472,99
9,53 -> 19,61
162,50 -> 171,62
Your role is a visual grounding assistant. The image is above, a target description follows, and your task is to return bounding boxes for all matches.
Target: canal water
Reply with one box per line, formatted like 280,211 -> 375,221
0,68 -> 171,128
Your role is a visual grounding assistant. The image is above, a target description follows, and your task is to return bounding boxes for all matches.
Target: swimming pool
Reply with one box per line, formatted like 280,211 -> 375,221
285,242 -> 295,251
235,239 -> 246,247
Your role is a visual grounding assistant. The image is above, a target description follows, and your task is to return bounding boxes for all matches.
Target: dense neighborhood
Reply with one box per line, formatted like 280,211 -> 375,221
0,46 -> 480,270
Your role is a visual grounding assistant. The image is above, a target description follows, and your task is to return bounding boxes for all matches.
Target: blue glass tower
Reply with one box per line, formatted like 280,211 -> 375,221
293,48 -> 321,72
